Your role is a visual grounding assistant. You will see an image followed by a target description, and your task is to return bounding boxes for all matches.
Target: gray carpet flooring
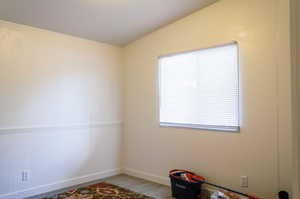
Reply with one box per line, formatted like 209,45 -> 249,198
26,174 -> 172,199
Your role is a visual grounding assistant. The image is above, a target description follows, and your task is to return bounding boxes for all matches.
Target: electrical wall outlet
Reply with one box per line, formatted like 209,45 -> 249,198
21,170 -> 30,182
240,176 -> 248,187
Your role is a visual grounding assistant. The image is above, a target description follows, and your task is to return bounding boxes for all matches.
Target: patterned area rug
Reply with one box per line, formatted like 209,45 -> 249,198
42,182 -> 154,199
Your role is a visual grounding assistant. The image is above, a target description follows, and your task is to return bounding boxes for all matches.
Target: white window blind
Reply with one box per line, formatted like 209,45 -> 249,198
159,43 -> 239,132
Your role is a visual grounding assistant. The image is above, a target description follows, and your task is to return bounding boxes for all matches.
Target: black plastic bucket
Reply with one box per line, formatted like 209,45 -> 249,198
169,170 -> 205,199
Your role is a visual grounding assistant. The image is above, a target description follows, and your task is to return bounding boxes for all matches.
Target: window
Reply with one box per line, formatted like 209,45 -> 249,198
158,42 -> 239,132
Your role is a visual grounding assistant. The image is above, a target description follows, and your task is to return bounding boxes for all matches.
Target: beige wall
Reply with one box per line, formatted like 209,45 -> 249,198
0,20 -> 123,199
123,0 -> 293,198
297,0 -> 300,196
289,0 -> 300,197
293,0 -> 300,197
277,0 -> 294,196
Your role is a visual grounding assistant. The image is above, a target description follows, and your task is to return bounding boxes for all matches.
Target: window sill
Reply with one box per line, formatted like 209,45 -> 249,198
160,122 -> 240,132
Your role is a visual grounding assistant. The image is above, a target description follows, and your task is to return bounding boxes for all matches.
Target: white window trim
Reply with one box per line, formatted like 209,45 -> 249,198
157,41 -> 240,133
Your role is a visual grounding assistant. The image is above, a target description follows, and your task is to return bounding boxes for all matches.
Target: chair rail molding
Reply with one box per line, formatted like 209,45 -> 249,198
0,121 -> 123,135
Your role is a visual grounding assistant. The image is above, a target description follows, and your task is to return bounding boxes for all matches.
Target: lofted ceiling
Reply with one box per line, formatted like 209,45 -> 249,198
0,0 -> 218,45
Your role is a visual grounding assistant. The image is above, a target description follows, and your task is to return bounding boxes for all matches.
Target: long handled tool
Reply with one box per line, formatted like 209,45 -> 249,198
191,176 -> 262,199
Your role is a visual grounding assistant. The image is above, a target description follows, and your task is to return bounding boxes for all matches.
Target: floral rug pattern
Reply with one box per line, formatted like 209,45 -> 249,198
42,182 -> 154,199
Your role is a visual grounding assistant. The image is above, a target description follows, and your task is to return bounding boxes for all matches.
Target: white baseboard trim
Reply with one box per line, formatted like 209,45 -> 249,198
123,168 -> 170,186
0,168 -> 170,199
0,168 -> 122,199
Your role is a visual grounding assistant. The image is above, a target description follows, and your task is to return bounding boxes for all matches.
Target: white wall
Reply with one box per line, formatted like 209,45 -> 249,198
0,0 -> 295,198
123,0 -> 293,198
0,20 -> 123,199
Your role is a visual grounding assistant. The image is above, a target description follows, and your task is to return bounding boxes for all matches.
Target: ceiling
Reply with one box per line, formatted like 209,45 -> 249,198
0,0 -> 218,45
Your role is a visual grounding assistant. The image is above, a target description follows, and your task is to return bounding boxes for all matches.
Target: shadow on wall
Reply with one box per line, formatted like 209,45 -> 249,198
0,23 -> 123,198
